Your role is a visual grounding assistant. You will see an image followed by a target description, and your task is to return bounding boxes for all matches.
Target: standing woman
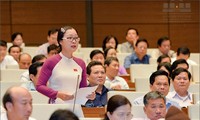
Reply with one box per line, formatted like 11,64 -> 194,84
36,26 -> 91,103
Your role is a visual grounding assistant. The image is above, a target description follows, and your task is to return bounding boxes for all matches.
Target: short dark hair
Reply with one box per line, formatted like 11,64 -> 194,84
104,57 -> 119,66
143,91 -> 166,106
89,49 -> 104,60
48,28 -> 59,36
102,35 -> 118,51
11,32 -> 23,42
126,28 -> 139,36
8,45 -> 22,53
3,87 -> 13,110
0,40 -> 7,47
47,44 -> 59,53
86,61 -> 104,75
157,62 -> 172,76
157,54 -> 171,64
171,59 -> 189,71
135,38 -> 149,47
157,36 -> 170,47
49,109 -> 79,120
32,54 -> 47,63
105,95 -> 132,120
171,68 -> 191,81
29,62 -> 43,80
177,46 -> 190,57
150,70 -> 170,86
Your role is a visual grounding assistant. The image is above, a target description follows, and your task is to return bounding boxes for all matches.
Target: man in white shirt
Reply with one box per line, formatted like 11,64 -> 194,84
167,68 -> 193,107
104,57 -> 129,89
120,28 -> 139,53
0,40 -> 18,69
1,86 -> 36,120
151,36 -> 175,59
36,28 -> 58,56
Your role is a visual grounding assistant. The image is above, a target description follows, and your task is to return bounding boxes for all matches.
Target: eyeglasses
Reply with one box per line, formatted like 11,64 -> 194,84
62,37 -> 80,42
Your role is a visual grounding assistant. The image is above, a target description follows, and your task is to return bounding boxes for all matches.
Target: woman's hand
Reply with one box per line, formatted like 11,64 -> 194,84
86,92 -> 96,100
57,91 -> 74,101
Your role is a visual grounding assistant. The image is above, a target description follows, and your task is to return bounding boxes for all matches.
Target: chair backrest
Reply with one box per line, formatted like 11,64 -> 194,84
29,91 -> 49,104
190,53 -> 200,65
192,93 -> 199,104
191,65 -> 199,83
6,64 -> 19,69
31,104 -> 84,120
135,77 -> 150,92
188,83 -> 200,93
79,118 -> 102,120
130,64 -> 157,82
0,81 -> 25,100
117,53 -> 131,66
107,91 -> 146,105
0,69 -> 27,81
147,48 -> 157,55
132,105 -> 146,118
73,52 -> 86,63
188,104 -> 200,120
22,46 -> 38,58
149,58 -> 157,64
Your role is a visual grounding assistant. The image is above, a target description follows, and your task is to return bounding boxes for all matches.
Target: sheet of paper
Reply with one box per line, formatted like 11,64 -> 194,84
55,85 -> 98,105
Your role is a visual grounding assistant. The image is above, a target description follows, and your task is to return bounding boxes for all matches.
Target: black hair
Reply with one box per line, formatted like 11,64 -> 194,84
49,109 -> 79,120
149,70 -> 170,86
157,54 -> 171,64
32,54 -> 47,63
126,28 -> 139,36
104,57 -> 119,66
47,44 -> 59,53
29,62 -> 44,78
103,47 -> 115,59
157,62 -> 172,76
86,61 -> 104,75
48,28 -> 59,36
89,49 -> 104,60
157,36 -> 170,47
0,40 -> 7,47
2,87 -> 13,110
104,95 -> 132,120
11,32 -> 23,42
102,35 -> 118,51
177,46 -> 190,57
135,38 -> 149,47
171,59 -> 189,71
8,45 -> 22,53
171,68 -> 191,81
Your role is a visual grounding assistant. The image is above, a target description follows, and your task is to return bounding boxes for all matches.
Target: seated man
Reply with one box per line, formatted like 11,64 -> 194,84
133,91 -> 167,120
85,61 -> 109,107
18,53 -> 32,69
21,62 -> 44,91
104,57 -> 129,90
124,38 -> 150,71
0,40 -> 18,69
1,86 -> 36,120
133,70 -> 180,110
47,44 -> 59,58
90,49 -> 105,65
167,68 -> 193,107
8,45 -> 22,62
151,36 -> 175,59
171,59 -> 190,72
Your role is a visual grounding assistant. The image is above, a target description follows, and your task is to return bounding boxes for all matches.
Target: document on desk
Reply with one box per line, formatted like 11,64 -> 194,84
55,85 -> 98,105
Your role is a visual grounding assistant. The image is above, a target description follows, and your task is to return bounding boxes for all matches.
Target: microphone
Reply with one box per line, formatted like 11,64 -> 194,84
72,74 -> 80,113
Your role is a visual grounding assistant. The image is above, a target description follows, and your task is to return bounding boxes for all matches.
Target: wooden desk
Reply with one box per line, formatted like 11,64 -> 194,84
82,107 -> 105,118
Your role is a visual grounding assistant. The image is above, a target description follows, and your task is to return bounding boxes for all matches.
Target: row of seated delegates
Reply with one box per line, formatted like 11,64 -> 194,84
0,40 -> 18,69
1,86 -> 36,120
36,28 -> 59,56
124,38 -> 150,73
20,54 -> 47,82
104,57 -> 129,90
119,27 -> 139,53
11,32 -> 25,48
151,36 -> 175,59
8,45 -> 22,62
133,70 -> 180,110
36,26 -> 95,104
104,47 -> 127,75
84,61 -> 109,107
